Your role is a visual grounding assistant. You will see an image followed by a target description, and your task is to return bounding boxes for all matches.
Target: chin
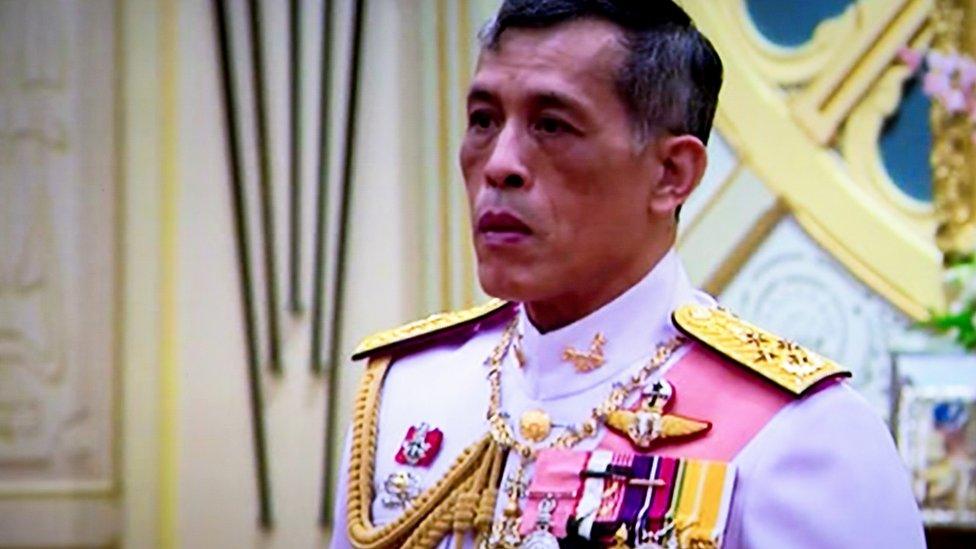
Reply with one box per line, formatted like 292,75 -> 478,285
476,263 -> 537,303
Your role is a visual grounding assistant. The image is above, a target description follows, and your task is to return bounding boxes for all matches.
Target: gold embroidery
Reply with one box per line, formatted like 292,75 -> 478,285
672,305 -> 850,395
352,299 -> 509,358
562,332 -> 607,372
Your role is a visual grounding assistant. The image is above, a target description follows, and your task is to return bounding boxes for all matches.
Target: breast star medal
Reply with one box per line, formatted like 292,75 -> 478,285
394,422 -> 443,467
381,471 -> 421,509
605,380 -> 710,451
562,332 -> 607,372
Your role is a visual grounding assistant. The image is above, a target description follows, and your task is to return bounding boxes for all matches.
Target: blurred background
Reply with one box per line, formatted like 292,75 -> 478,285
1,0 -> 976,546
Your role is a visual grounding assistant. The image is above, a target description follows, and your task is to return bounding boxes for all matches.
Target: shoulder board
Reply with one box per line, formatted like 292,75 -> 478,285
672,304 -> 851,396
351,299 -> 514,360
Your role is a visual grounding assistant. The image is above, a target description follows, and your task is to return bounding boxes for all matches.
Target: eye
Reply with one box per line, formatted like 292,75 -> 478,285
533,116 -> 571,136
468,109 -> 495,131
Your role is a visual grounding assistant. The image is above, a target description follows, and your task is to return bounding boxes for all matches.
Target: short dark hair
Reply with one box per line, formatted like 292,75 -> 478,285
480,0 -> 723,144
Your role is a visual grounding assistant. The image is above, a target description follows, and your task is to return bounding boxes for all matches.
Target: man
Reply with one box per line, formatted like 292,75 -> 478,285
331,1 -> 924,547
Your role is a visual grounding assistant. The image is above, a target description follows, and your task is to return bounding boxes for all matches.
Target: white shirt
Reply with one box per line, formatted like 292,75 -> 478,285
330,249 -> 924,548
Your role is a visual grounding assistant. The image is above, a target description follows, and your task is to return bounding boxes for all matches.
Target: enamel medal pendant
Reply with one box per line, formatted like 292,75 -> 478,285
395,422 -> 443,467
520,495 -> 560,549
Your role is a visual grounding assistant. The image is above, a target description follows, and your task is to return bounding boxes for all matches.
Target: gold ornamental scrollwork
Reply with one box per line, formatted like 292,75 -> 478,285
681,0 -> 946,319
930,0 -> 976,262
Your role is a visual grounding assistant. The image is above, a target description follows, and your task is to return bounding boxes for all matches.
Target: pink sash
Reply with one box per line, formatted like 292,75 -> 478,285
598,343 -> 795,461
520,342 -> 809,536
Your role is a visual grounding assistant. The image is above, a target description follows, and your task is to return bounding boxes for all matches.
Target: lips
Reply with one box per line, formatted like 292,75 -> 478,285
476,210 -> 533,236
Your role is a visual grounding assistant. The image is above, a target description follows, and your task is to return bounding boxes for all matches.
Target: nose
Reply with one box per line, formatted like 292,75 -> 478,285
483,123 -> 530,189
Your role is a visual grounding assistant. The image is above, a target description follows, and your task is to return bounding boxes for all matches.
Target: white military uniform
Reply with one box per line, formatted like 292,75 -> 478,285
330,249 -> 925,548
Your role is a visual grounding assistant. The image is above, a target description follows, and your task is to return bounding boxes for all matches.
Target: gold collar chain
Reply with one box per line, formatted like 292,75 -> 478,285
483,318 -> 685,547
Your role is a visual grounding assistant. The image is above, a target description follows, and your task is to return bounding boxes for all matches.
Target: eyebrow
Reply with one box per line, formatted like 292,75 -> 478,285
466,85 -> 587,114
532,90 -> 586,113
466,86 -> 497,107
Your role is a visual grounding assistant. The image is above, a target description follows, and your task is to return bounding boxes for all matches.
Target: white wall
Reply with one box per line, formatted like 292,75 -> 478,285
170,0 -> 423,547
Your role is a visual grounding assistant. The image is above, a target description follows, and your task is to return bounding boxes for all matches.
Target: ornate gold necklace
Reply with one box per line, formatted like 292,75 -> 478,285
483,319 -> 686,548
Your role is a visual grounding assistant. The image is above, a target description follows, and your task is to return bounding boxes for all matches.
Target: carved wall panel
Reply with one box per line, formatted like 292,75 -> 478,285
0,0 -> 117,495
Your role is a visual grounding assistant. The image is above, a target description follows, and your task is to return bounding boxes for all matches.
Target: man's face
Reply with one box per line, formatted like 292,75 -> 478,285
460,19 -> 667,306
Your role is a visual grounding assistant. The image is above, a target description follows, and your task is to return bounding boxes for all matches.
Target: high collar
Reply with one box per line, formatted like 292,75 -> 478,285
513,249 -> 703,401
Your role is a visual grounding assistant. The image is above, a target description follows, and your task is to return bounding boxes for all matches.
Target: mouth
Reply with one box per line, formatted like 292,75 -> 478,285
476,209 -> 533,245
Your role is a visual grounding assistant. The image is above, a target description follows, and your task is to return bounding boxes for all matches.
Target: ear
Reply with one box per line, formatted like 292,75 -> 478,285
648,135 -> 708,216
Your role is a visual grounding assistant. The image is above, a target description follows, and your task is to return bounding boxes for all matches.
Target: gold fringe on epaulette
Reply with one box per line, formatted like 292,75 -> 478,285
346,355 -> 506,548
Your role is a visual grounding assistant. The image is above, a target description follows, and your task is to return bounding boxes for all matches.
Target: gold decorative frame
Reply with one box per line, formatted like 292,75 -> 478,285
681,0 -> 946,319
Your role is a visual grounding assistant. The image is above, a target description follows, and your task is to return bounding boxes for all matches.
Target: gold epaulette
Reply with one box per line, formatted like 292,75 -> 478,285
351,299 -> 514,360
672,304 -> 851,395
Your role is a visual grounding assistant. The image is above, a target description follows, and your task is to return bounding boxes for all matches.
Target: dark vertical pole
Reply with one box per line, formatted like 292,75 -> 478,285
212,0 -> 273,529
288,0 -> 303,315
309,0 -> 333,377
319,0 -> 365,527
246,0 -> 283,373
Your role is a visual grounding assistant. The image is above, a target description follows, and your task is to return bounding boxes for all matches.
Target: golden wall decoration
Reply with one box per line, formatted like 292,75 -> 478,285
681,0 -> 945,320
841,34 -> 935,231
929,0 -> 976,262
790,0 -> 932,145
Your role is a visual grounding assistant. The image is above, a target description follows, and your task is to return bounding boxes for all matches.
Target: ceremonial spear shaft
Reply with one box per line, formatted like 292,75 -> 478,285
212,0 -> 273,528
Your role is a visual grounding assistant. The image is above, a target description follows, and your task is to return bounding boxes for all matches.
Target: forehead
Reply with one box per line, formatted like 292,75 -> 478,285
472,19 -> 626,101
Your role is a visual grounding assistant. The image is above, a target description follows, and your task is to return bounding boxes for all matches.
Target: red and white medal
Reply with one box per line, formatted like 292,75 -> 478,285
395,422 -> 443,467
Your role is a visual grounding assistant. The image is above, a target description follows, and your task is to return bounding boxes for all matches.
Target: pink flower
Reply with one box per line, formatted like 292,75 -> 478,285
928,51 -> 960,75
924,70 -> 952,98
898,46 -> 924,72
914,48 -> 976,134
959,57 -> 976,91
943,88 -> 967,113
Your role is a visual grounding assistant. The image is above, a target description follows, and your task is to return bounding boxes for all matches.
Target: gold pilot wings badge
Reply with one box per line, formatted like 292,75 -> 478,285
605,379 -> 711,450
672,304 -> 851,395
352,299 -> 514,360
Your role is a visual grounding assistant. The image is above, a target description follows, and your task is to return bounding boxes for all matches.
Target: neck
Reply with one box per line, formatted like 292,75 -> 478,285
525,238 -> 673,333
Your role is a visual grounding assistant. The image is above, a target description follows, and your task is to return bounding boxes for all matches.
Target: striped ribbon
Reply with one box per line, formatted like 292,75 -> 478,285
562,452 -> 737,547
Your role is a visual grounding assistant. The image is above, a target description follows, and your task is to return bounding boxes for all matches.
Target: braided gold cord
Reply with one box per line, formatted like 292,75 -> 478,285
475,448 -> 506,545
452,445 -> 494,533
475,448 -> 503,531
401,487 -> 458,547
345,354 -> 504,548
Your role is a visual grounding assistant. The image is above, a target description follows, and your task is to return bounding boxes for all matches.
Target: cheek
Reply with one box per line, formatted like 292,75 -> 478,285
542,195 -> 594,251
459,143 -> 483,202
540,143 -> 618,198
545,180 -> 647,253
459,137 -> 487,178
